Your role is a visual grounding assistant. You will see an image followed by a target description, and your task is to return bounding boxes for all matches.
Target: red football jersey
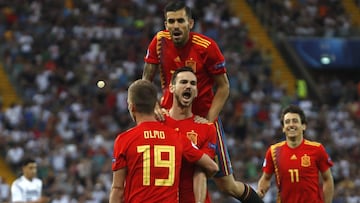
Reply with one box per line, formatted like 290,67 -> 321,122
144,31 -> 226,117
262,139 -> 334,203
164,115 -> 217,203
112,121 -> 204,203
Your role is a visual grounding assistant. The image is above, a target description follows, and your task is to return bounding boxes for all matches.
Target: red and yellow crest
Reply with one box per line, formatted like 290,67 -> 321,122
186,130 -> 198,145
301,154 -> 311,167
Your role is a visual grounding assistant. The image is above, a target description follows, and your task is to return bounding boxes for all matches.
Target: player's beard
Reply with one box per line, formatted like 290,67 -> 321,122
174,93 -> 192,109
171,29 -> 188,47
172,36 -> 184,47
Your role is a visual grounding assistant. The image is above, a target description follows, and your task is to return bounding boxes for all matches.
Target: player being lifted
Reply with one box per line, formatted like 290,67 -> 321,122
143,1 -> 263,202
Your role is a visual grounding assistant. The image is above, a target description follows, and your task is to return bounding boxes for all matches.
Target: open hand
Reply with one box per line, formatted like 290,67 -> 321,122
154,103 -> 169,121
193,115 -> 209,124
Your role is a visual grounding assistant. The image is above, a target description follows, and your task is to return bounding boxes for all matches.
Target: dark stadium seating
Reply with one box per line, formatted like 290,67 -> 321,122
0,0 -> 359,202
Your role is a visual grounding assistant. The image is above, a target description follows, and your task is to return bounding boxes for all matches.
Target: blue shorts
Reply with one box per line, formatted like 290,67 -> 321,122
213,118 -> 233,177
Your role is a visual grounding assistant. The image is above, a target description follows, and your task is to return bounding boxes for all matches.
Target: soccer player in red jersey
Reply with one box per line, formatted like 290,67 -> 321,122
257,105 -> 334,203
109,80 -> 218,203
164,67 -> 217,203
143,1 -> 263,202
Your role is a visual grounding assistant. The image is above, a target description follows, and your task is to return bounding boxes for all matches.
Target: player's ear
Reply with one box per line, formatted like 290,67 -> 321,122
189,18 -> 194,29
169,83 -> 175,93
302,124 -> 306,131
128,102 -> 135,112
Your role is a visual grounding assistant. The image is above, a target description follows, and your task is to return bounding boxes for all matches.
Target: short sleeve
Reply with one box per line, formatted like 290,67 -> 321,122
11,181 -> 25,202
205,39 -> 226,76
144,34 -> 160,64
317,144 -> 333,172
112,135 -> 128,171
200,124 -> 217,159
262,147 -> 275,174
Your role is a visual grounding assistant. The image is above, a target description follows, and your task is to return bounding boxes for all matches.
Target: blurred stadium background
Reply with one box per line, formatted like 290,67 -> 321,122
0,0 -> 359,202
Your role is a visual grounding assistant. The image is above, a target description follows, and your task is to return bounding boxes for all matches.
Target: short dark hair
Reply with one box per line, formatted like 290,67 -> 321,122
128,80 -> 158,114
164,1 -> 192,19
280,104 -> 307,126
21,158 -> 36,167
170,66 -> 195,85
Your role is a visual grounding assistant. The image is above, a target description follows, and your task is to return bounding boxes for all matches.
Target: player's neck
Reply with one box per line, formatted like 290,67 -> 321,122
135,114 -> 157,124
24,175 -> 34,181
169,106 -> 193,120
286,136 -> 303,148
175,35 -> 190,48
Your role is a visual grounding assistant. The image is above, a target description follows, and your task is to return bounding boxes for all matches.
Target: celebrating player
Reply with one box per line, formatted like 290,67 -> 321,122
109,79 -> 218,203
164,67 -> 216,202
257,105 -> 334,203
143,1 -> 262,202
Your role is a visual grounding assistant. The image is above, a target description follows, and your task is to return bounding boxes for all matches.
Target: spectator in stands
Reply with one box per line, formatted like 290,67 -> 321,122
11,158 -> 49,203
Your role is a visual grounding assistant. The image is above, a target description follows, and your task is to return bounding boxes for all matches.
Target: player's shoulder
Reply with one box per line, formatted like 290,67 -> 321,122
12,176 -> 41,186
11,177 -> 23,186
155,30 -> 171,40
190,32 -> 215,49
33,177 -> 43,185
303,139 -> 322,147
270,140 -> 286,149
114,125 -> 144,143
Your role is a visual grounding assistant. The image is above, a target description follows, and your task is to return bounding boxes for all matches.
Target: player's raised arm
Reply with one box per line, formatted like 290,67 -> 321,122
142,63 -> 158,81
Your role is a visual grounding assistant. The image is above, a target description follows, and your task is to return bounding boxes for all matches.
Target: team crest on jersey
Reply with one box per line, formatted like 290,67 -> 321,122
186,130 -> 198,145
185,59 -> 196,73
301,154 -> 311,167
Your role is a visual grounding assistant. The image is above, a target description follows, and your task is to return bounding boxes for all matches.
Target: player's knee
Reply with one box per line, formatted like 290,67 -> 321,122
214,175 -> 239,195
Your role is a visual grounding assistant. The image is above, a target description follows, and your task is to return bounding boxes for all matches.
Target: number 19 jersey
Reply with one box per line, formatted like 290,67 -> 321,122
112,121 -> 204,203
